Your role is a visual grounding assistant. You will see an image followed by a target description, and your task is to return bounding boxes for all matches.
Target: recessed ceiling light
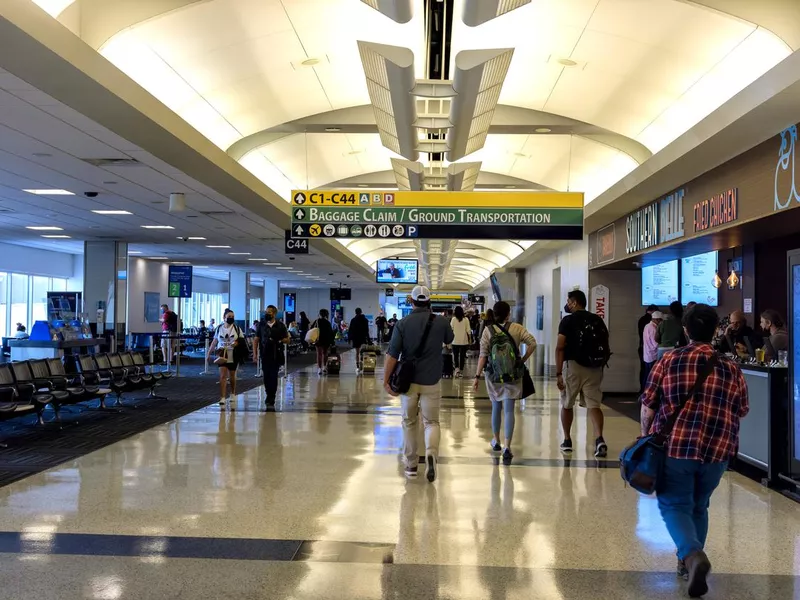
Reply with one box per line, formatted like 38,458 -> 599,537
26,226 -> 63,231
32,152 -> 52,158
325,127 -> 341,132
505,185 -> 516,189
23,189 -> 74,195
229,252 -> 251,255
557,58 -> 578,67
263,263 -> 281,266
247,258 -> 270,261
146,257 -> 168,260
141,225 -> 174,229
276,267 -> 293,270
535,128 -> 552,133
301,58 -> 321,66
170,261 -> 191,265
92,210 -> 132,215
358,184 -> 369,188
206,245 -> 231,249
128,251 -> 142,255
41,235 -> 71,239
177,236 -> 206,240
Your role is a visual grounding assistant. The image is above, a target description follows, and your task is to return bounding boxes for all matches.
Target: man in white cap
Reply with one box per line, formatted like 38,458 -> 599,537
642,310 -> 664,385
384,285 -> 454,482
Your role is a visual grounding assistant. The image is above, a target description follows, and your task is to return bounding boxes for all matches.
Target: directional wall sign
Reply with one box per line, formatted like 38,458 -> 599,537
284,229 -> 309,254
168,265 -> 193,298
290,190 -> 584,240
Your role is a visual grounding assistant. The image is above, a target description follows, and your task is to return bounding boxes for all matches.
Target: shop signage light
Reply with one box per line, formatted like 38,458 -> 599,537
625,189 -> 685,254
693,188 -> 738,232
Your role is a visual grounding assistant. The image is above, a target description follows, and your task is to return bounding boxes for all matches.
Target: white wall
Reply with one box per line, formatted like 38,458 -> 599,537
523,238 -> 589,374
68,254 -> 84,291
0,242 -> 76,278
193,275 -> 227,295
126,257 -> 169,334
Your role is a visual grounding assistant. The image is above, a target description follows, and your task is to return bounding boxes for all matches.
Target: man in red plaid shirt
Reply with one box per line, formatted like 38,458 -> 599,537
640,304 -> 749,598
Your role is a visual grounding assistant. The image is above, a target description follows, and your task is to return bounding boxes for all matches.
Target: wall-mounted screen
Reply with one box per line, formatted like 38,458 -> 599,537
681,251 -> 719,306
376,259 -> 418,284
490,272 -> 502,302
642,260 -> 678,306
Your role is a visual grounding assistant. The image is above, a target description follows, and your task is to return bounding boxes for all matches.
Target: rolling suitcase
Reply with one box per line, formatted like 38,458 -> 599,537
362,352 -> 377,373
326,354 -> 341,375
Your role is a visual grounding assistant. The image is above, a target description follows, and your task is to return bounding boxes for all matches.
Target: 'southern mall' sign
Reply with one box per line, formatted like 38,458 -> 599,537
290,190 -> 584,240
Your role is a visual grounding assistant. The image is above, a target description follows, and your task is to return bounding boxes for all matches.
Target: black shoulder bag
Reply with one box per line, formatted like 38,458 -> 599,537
495,322 -> 535,399
619,352 -> 718,495
389,314 -> 435,395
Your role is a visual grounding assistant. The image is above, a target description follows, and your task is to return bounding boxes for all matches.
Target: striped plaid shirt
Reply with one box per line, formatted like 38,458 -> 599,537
641,343 -> 749,463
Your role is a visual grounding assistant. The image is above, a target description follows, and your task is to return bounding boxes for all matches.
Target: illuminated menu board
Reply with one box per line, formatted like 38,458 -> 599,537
642,260 -> 678,306
681,251 -> 719,307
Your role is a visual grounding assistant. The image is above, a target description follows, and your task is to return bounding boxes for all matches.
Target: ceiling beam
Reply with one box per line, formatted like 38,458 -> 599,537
226,104 -> 652,164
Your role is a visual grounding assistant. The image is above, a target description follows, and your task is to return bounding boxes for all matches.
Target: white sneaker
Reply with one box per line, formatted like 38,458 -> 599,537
317,368 -> 323,375
218,397 -> 226,406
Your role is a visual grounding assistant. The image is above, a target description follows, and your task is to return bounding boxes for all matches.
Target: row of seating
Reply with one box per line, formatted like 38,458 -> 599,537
0,352 -> 172,446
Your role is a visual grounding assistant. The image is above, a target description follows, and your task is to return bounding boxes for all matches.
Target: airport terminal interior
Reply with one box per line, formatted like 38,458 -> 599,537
2,0 -> 800,598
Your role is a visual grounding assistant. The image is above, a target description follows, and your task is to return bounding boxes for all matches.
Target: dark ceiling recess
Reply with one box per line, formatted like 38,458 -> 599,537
424,0 -> 454,163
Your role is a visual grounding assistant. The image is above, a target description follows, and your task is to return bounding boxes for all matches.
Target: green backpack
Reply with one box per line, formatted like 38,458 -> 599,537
487,324 -> 523,383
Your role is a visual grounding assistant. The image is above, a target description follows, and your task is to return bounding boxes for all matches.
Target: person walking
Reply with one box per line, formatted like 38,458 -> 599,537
207,309 -> 246,407
375,312 -> 388,344
312,309 -> 335,375
556,290 -> 611,457
254,304 -> 290,409
159,303 -> 178,369
642,310 -> 664,385
640,304 -> 749,597
450,306 -> 472,378
473,301 -> 536,461
638,304 -> 659,392
349,308 -> 371,374
298,311 -> 310,352
384,286 -> 454,482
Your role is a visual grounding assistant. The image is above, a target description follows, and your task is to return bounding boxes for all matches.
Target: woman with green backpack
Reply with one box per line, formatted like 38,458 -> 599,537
473,301 -> 537,461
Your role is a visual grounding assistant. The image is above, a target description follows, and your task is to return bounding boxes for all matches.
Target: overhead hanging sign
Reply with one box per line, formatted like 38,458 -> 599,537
290,190 -> 583,240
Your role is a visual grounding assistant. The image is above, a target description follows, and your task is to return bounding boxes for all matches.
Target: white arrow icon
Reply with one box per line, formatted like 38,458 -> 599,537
294,208 -> 306,220
294,225 -> 304,235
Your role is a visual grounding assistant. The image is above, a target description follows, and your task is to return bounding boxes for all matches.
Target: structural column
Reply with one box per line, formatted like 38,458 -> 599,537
228,270 -> 251,324
83,241 -> 128,342
263,277 -> 279,309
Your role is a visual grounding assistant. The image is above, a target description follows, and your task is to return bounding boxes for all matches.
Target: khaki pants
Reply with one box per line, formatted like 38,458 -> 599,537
401,383 -> 441,469
559,360 -> 603,409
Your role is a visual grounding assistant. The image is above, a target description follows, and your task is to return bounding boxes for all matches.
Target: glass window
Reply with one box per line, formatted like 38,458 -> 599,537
51,278 -> 68,292
31,276 -> 49,323
10,273 -> 28,332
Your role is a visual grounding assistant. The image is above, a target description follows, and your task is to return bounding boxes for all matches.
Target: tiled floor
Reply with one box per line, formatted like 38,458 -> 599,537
0,350 -> 798,599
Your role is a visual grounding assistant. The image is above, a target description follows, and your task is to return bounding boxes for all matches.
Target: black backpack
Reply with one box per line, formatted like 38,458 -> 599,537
573,312 -> 611,369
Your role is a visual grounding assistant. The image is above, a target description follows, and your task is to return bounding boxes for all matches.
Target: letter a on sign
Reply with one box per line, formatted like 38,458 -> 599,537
359,193 -> 369,205
590,284 -> 609,328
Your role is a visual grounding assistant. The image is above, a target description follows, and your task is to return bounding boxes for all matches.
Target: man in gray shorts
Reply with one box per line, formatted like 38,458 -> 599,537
555,290 -> 610,457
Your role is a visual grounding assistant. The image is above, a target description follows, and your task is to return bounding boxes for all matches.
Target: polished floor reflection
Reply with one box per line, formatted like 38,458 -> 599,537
0,350 -> 798,599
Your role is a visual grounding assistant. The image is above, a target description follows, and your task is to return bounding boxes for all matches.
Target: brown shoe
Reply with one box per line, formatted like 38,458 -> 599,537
685,550 -> 711,597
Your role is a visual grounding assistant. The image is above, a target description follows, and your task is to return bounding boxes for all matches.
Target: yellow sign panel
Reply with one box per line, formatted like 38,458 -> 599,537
291,190 -> 583,208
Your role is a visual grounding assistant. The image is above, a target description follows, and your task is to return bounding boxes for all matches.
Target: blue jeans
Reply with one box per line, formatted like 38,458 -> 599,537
491,399 -> 515,443
656,457 -> 727,560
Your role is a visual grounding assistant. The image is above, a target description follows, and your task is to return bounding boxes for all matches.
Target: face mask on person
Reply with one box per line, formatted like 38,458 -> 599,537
226,317 -> 235,325
563,303 -> 571,314
266,312 -> 275,321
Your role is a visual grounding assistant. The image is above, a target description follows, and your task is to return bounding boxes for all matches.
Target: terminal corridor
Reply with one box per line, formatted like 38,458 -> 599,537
0,352 -> 797,599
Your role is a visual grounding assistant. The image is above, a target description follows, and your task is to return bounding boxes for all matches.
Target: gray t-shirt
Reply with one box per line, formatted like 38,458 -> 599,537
388,308 -> 454,385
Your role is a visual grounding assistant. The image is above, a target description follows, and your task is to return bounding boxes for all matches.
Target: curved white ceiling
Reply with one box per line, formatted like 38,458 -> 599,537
32,0 -> 794,289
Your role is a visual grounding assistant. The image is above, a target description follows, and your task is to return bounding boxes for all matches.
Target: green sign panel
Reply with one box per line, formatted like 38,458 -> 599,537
292,206 -> 581,225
